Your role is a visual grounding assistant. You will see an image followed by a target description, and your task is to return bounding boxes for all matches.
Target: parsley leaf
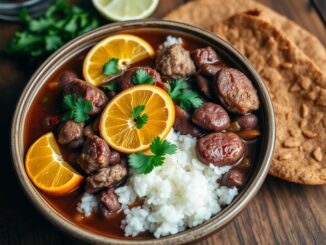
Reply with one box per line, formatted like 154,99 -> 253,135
62,93 -> 92,123
101,82 -> 119,92
166,79 -> 203,111
128,137 -> 177,174
103,58 -> 120,75
131,105 -> 148,129
5,0 -> 99,61
132,70 -> 155,85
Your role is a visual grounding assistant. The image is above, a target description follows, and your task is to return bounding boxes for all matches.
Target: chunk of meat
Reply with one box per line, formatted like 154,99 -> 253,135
100,188 -> 121,218
213,68 -> 259,114
86,162 -> 128,193
174,105 -> 201,137
83,125 -> 94,137
77,135 -> 111,174
201,64 -> 223,77
194,74 -> 213,100
57,120 -> 84,145
155,43 -> 195,79
191,46 -> 220,68
109,151 -> 121,165
59,71 -> 77,88
119,66 -> 161,90
222,168 -> 248,188
192,102 -> 230,131
196,132 -> 245,166
236,114 -> 258,130
63,78 -> 108,115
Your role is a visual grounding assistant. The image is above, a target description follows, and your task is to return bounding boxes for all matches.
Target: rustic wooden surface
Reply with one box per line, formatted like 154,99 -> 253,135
0,0 -> 325,244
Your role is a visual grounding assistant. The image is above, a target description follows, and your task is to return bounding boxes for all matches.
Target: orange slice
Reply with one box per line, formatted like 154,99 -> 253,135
25,133 -> 84,196
83,34 -> 155,86
99,84 -> 175,153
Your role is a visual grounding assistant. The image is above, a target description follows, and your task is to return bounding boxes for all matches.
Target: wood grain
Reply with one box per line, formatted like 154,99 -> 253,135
0,0 -> 325,244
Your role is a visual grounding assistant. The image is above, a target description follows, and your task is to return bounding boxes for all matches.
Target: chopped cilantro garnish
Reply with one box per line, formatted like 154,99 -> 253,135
103,58 -> 120,75
101,82 -> 119,92
5,0 -> 99,61
166,79 -> 203,111
132,69 -> 155,85
62,93 -> 92,123
131,105 -> 148,129
128,137 -> 177,174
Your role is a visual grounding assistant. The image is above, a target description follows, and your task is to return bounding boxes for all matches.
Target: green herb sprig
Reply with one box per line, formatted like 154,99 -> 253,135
132,105 -> 148,129
132,70 -> 155,85
103,58 -> 120,75
128,137 -> 177,174
62,94 -> 92,123
5,0 -> 99,60
165,79 -> 203,111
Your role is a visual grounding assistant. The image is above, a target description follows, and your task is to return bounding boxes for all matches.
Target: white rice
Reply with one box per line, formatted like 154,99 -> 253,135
158,35 -> 183,50
116,129 -> 238,238
77,193 -> 98,217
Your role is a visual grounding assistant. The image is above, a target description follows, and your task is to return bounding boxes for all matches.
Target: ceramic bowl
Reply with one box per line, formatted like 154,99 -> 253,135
11,20 -> 275,245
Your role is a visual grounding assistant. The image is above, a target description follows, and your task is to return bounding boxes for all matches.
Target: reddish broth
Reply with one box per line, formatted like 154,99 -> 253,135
24,30 -> 260,239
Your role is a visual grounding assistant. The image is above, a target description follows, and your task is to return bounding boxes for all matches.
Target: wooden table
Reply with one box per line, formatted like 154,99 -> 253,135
0,0 -> 325,244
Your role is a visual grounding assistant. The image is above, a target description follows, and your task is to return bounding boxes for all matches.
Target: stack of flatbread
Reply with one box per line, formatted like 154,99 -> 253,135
165,0 -> 326,185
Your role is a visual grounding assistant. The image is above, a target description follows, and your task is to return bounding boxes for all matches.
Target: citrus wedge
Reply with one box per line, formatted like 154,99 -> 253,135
83,34 -> 155,86
25,133 -> 84,196
99,84 -> 175,153
92,0 -> 159,21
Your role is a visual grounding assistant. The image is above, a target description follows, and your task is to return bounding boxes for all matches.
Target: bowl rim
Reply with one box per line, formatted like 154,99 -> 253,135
11,19 -> 275,245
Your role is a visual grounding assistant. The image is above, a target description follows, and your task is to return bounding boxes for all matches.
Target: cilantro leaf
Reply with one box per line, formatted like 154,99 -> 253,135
132,105 -> 145,118
62,93 -> 92,123
132,70 -> 155,85
5,0 -> 99,61
135,114 -> 148,129
103,58 -> 120,75
166,79 -> 189,100
101,82 -> 119,92
131,105 -> 148,129
128,138 -> 177,174
150,137 -> 177,156
166,79 -> 203,111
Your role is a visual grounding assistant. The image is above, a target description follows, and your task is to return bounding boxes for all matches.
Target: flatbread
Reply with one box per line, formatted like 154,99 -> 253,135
210,10 -> 326,184
165,0 -> 326,71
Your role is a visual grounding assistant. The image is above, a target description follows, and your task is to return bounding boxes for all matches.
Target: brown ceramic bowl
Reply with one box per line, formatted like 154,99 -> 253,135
11,20 -> 275,244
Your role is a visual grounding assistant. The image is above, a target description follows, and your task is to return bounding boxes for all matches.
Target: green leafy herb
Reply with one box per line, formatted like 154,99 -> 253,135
128,137 -> 177,174
131,105 -> 148,129
132,69 -> 155,85
62,93 -> 92,123
166,79 -> 203,111
103,58 -> 120,75
5,0 -> 99,60
101,82 -> 119,92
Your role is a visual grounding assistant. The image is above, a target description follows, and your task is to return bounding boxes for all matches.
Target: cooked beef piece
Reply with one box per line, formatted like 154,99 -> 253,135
201,64 -> 223,77
83,125 -> 94,137
57,120 -> 84,145
77,135 -> 111,174
192,102 -> 230,131
222,168 -> 247,188
119,66 -> 161,90
196,132 -> 245,166
236,114 -> 258,130
191,47 -> 220,68
63,78 -> 108,115
59,71 -> 77,88
213,68 -> 259,114
109,151 -> 121,165
86,161 -> 128,193
67,137 -> 85,149
155,43 -> 195,79
174,105 -> 201,137
194,74 -> 213,100
100,188 -> 121,218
